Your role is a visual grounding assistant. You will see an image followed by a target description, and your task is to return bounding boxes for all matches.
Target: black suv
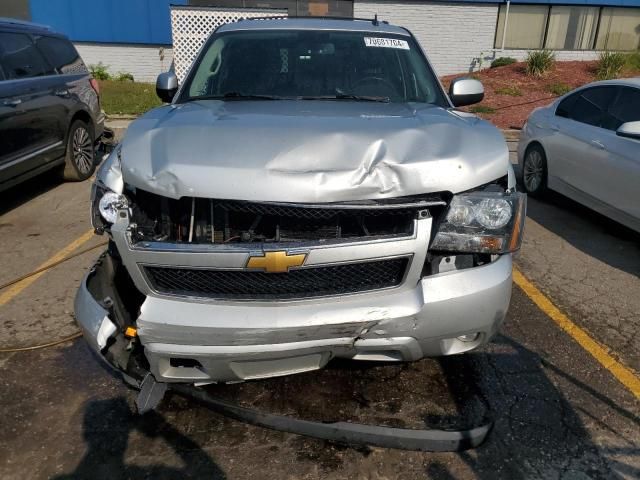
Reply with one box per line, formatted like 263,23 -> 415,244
0,18 -> 104,191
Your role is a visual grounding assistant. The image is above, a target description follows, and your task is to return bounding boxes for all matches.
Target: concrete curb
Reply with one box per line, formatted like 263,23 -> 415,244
503,129 -> 521,165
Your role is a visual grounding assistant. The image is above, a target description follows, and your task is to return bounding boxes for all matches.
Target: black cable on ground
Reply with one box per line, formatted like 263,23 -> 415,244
0,240 -> 108,353
0,241 -> 108,291
492,94 -> 561,111
0,332 -> 83,353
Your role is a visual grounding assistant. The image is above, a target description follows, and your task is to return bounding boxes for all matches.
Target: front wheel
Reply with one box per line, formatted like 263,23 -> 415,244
522,144 -> 547,197
63,120 -> 95,181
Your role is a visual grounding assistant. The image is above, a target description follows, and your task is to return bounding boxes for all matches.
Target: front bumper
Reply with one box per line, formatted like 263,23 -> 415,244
75,250 -> 512,384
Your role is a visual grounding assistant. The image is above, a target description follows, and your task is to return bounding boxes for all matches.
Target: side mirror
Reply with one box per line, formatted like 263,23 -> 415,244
449,78 -> 484,107
616,121 -> 640,140
156,72 -> 178,103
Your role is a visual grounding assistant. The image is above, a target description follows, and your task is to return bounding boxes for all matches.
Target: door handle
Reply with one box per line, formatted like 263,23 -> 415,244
591,139 -> 605,149
54,89 -> 69,97
3,98 -> 22,107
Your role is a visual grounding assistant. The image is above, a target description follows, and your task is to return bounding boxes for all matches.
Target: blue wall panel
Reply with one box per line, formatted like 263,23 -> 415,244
29,0 -> 187,44
29,0 -> 640,44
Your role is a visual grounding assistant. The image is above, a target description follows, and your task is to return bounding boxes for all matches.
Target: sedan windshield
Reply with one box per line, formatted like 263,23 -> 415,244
180,29 -> 447,106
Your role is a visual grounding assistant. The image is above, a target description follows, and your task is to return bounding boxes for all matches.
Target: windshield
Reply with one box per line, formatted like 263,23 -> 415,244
179,29 -> 447,106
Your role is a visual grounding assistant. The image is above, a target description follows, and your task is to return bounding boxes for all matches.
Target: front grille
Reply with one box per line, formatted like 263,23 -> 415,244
128,189 -> 445,244
144,258 -> 409,300
215,200 -> 417,220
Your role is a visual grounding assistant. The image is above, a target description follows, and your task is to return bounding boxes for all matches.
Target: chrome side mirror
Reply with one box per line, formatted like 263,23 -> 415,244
449,78 -> 484,107
616,121 -> 640,140
156,72 -> 178,103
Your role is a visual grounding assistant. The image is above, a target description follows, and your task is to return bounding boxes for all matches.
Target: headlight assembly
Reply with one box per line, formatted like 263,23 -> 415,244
98,191 -> 128,224
91,183 -> 129,232
430,191 -> 526,254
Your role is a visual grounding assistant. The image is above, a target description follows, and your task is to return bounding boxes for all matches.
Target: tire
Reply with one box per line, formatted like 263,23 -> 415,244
521,144 -> 548,197
63,120 -> 96,181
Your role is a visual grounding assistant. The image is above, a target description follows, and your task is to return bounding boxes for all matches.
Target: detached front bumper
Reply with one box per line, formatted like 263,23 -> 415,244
75,250 -> 512,384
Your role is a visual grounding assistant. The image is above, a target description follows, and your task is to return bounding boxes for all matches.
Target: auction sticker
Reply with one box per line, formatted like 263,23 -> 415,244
364,37 -> 410,50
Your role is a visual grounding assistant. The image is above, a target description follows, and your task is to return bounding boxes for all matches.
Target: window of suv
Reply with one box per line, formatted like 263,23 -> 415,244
180,29 -> 448,106
34,35 -> 84,74
0,32 -> 53,79
555,86 -> 617,128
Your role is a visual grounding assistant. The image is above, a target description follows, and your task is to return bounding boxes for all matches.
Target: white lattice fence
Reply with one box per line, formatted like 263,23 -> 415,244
170,6 -> 287,83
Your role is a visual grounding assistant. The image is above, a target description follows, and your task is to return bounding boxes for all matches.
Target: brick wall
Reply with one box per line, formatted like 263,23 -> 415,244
74,43 -> 174,82
354,0 -> 500,76
354,1 -> 603,76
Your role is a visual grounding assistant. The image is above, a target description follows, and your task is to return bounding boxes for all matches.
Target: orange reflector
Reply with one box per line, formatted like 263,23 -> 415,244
124,327 -> 137,338
480,237 -> 504,251
508,194 -> 527,252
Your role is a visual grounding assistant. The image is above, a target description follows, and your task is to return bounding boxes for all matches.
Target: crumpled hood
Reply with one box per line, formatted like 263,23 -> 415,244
120,100 -> 508,201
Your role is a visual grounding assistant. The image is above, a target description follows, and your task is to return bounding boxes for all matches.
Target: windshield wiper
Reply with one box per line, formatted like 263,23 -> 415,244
185,92 -> 281,102
222,92 -> 281,100
300,94 -> 390,103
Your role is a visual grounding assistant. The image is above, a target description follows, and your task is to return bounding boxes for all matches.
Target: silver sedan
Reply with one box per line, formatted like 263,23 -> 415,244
518,79 -> 640,232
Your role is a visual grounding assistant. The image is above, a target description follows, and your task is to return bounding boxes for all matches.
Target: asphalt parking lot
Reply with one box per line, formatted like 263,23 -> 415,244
0,163 -> 639,479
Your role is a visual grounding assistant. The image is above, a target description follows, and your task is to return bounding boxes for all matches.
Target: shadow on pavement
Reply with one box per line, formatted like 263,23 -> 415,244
53,397 -> 226,480
0,173 -> 62,217
434,334 -> 638,479
524,191 -> 640,277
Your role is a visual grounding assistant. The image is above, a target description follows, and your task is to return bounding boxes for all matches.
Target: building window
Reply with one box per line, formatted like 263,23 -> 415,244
596,7 -> 640,51
545,6 -> 599,50
495,5 -> 548,50
496,5 -> 640,51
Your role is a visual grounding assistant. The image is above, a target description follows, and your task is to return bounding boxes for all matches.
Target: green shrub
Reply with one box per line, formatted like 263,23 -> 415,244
547,82 -> 572,96
469,105 -> 496,114
115,72 -> 135,82
491,57 -> 517,68
525,50 -> 555,77
596,51 -> 626,80
495,85 -> 522,96
624,51 -> 640,71
89,62 -> 110,80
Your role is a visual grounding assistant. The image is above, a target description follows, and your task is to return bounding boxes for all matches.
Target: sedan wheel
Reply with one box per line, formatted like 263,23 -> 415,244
522,145 -> 547,196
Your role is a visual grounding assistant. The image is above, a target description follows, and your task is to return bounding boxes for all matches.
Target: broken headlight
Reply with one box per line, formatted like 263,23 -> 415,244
91,183 -> 128,232
430,191 -> 526,254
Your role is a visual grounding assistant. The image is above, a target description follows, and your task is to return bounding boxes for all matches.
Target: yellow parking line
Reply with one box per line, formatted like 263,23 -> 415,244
513,266 -> 640,400
0,229 -> 95,307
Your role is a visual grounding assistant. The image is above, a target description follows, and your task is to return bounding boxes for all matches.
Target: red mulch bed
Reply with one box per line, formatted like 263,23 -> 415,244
441,61 -> 616,129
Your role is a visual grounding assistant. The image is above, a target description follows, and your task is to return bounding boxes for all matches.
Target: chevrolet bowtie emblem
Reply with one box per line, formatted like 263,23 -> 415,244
246,251 -> 307,273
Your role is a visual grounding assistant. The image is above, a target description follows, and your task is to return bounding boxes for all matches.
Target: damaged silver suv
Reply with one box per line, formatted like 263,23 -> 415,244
76,18 -> 525,390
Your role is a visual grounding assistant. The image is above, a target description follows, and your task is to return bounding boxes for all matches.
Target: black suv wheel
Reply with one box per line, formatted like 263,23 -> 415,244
63,120 -> 95,181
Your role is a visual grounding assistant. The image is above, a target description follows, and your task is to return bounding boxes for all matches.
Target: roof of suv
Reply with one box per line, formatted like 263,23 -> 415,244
218,17 -> 410,36
0,17 -> 56,35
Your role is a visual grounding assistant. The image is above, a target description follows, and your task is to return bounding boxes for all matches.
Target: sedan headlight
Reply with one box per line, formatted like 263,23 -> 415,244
431,191 -> 526,254
91,183 -> 128,232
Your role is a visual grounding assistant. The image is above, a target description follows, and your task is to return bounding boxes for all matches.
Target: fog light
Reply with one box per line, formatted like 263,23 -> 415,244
457,333 -> 480,342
